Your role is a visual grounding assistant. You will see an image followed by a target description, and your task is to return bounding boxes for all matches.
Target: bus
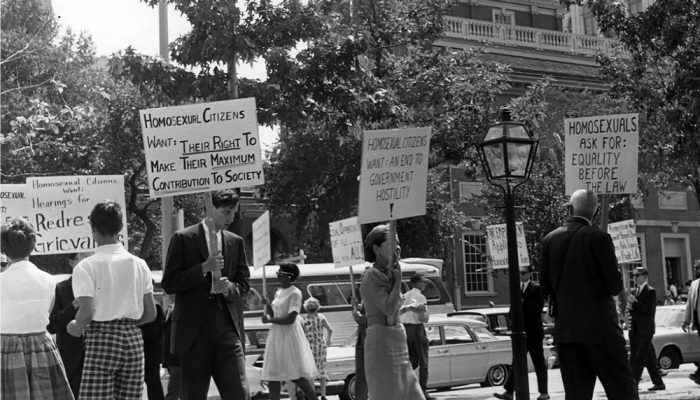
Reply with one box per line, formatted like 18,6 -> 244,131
242,258 -> 454,354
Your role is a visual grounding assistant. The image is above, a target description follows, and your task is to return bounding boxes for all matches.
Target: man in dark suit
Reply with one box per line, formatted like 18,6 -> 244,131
494,265 -> 549,400
541,189 -> 638,400
627,267 -> 665,391
162,189 -> 251,400
47,253 -> 86,398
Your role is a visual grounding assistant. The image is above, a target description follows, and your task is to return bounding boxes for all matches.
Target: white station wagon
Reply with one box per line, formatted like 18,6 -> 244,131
321,314 -> 513,400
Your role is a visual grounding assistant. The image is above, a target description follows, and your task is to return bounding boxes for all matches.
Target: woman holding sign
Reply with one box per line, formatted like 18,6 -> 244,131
261,262 -> 318,400
360,224 -> 424,400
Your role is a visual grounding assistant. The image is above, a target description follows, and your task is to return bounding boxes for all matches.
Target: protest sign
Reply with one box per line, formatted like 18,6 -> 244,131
252,211 -> 271,269
140,98 -> 264,198
564,113 -> 639,195
607,219 -> 641,263
1,184 -> 29,224
26,175 -> 127,255
358,127 -> 431,224
486,222 -> 530,270
329,216 -> 364,269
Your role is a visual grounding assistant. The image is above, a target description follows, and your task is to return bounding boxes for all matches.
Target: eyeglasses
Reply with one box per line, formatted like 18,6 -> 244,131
519,271 -> 529,275
633,274 -> 643,277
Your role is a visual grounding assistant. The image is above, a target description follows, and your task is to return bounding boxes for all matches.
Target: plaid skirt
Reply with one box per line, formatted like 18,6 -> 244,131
1,331 -> 75,400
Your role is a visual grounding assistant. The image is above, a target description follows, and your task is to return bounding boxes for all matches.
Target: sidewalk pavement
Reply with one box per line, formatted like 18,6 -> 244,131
430,364 -> 700,400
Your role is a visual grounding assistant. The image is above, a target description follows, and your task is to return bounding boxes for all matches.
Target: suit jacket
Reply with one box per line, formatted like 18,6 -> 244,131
684,278 -> 700,330
541,216 -> 625,345
46,277 -> 85,380
629,284 -> 657,337
516,281 -> 545,341
162,222 -> 250,356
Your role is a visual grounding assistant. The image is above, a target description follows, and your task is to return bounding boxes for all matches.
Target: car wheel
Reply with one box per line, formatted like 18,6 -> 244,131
340,374 -> 356,400
481,364 -> 509,387
658,347 -> 681,369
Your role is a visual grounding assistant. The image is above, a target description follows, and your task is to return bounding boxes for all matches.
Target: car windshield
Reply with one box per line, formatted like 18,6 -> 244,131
471,326 -> 498,341
655,307 -> 683,327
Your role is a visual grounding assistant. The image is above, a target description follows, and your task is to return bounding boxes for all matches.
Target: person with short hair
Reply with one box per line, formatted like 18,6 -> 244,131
495,265 -> 549,400
47,252 -> 89,398
1,218 -> 74,399
400,273 -> 432,400
262,262 -> 318,400
682,260 -> 700,385
162,189 -> 251,400
302,297 -> 333,400
541,189 -> 638,400
67,200 -> 157,399
627,267 -> 665,391
361,224 -> 424,400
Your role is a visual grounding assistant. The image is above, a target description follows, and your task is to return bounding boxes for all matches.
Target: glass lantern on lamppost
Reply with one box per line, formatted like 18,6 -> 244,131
477,108 -> 538,400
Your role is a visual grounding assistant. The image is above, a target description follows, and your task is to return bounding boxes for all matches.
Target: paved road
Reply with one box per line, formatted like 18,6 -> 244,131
153,364 -> 700,399
423,363 -> 700,400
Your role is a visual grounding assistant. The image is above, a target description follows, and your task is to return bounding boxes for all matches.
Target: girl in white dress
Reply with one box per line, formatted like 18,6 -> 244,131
262,262 -> 318,400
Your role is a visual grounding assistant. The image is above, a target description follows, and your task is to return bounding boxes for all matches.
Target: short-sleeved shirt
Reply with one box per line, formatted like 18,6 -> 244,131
72,244 -> 153,321
400,288 -> 427,324
0,261 -> 55,333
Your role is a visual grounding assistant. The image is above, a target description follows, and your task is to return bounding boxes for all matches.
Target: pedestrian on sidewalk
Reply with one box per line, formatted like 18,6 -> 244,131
162,189 -> 250,400
494,265 -> 549,400
627,267 -> 665,391
682,260 -> 700,386
541,189 -> 638,400
302,296 -> 334,400
261,262 -> 318,400
1,218 -> 74,400
68,200 -> 157,399
351,297 -> 368,400
47,252 -> 90,398
400,273 -> 433,400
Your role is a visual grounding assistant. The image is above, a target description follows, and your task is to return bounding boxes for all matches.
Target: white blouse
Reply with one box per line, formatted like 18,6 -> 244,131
0,260 -> 56,334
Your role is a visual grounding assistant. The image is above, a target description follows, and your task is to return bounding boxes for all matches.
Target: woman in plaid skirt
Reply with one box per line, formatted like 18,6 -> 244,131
0,218 -> 74,400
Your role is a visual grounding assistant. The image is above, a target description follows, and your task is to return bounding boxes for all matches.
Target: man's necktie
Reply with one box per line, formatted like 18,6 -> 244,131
207,223 -> 221,294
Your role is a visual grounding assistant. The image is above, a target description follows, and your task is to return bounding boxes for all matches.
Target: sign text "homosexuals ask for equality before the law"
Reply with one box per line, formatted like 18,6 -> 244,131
358,127 -> 431,224
564,113 -> 639,195
140,98 -> 264,198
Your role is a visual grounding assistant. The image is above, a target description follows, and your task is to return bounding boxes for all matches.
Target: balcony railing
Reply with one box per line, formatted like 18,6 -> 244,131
443,17 -> 624,57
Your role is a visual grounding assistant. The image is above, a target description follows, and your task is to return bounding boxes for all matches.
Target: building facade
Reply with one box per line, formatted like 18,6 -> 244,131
442,0 -> 700,309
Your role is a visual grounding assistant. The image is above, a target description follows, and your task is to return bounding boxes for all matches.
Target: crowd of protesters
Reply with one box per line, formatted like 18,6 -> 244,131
2,188 -> 700,400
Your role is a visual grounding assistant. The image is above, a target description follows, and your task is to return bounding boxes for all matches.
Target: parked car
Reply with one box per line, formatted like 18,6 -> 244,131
650,304 -> 700,369
314,314 -> 513,400
447,307 -> 558,368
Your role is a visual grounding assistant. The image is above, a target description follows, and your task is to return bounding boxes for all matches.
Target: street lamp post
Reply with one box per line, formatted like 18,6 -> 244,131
477,108 -> 539,400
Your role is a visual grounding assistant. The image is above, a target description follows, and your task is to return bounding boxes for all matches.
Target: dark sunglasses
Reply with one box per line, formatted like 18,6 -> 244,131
276,270 -> 295,277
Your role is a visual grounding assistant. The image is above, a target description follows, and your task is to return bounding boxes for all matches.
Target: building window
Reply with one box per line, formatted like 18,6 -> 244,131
658,191 -> 687,210
459,182 -> 483,201
463,233 -> 491,293
492,9 -> 515,25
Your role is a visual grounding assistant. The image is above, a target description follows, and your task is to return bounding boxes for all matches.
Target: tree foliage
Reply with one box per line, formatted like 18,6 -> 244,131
585,0 -> 700,209
476,82 -> 634,270
263,0 -> 512,262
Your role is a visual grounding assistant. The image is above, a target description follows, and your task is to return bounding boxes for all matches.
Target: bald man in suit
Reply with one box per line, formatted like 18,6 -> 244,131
541,189 -> 637,400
